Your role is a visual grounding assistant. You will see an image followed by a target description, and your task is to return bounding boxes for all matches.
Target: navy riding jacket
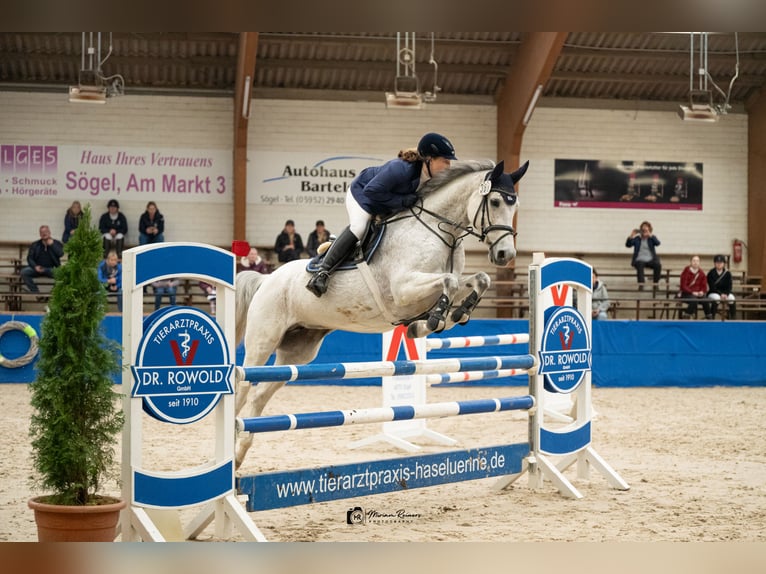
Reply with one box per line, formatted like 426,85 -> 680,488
350,158 -> 422,216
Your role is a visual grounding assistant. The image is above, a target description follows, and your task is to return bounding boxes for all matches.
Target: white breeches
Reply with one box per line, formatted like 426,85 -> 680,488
346,192 -> 372,240
708,293 -> 735,302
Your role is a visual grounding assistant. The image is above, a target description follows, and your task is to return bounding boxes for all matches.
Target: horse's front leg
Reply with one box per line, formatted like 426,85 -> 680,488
447,271 -> 491,326
389,272 -> 460,339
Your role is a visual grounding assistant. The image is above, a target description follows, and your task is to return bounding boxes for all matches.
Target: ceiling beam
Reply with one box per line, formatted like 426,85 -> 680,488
496,32 -> 567,165
233,32 -> 258,244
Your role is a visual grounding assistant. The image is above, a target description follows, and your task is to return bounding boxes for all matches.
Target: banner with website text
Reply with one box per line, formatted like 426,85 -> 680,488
554,159 -> 703,210
0,143 -> 232,203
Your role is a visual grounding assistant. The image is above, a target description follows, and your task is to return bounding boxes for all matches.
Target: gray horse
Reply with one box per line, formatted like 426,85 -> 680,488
233,159 -> 529,468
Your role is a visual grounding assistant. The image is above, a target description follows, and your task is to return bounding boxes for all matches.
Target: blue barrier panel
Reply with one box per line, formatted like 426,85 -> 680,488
4,316 -> 766,387
237,442 -> 529,511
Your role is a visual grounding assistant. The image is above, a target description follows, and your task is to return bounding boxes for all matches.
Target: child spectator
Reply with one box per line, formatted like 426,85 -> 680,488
98,250 -> 123,312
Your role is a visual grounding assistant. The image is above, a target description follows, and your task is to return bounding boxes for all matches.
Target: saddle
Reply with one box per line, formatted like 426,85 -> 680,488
305,220 -> 387,273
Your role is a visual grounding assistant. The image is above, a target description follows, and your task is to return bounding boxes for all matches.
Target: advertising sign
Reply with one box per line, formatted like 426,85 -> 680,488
554,158 -> 703,210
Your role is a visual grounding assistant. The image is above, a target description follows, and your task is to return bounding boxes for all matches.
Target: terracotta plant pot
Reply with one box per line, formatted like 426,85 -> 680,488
28,496 -> 126,542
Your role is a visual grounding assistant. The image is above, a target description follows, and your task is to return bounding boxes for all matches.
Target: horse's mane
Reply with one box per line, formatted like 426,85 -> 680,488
417,159 -> 496,197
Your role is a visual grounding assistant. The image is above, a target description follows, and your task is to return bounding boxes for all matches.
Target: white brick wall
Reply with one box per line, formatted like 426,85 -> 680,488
519,106 -> 748,274
0,92 -> 749,273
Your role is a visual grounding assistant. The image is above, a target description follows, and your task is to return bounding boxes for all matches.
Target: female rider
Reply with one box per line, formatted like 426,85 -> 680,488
306,132 -> 458,297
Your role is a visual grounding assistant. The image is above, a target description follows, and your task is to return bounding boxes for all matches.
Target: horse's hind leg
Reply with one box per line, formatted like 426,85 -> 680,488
449,272 -> 491,325
235,328 -> 330,470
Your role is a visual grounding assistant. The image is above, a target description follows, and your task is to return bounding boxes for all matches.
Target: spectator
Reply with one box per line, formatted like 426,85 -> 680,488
625,221 -> 662,287
274,219 -> 304,264
20,225 -> 65,300
62,200 -> 83,244
98,249 -> 123,312
306,220 -> 332,258
138,201 -> 165,245
678,255 -> 711,319
707,254 -> 736,320
238,246 -> 270,274
152,278 -> 179,310
592,268 -> 610,320
98,198 -> 128,258
199,281 -> 216,316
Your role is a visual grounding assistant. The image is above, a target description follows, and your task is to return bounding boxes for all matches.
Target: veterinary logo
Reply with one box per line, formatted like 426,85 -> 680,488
538,306 -> 591,393
131,307 -> 233,424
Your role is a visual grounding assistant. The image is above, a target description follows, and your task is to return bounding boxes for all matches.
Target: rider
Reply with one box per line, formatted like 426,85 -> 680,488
306,132 -> 458,297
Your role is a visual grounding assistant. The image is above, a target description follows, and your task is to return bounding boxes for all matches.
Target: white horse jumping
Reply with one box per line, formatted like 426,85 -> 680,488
234,159 -> 529,468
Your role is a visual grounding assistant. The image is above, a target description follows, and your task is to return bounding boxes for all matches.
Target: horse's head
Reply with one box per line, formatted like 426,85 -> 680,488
469,160 -> 528,267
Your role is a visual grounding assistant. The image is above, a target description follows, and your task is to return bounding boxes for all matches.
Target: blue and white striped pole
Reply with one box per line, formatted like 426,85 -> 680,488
425,333 -> 529,350
424,368 -> 530,385
236,355 -> 536,385
236,395 -> 535,434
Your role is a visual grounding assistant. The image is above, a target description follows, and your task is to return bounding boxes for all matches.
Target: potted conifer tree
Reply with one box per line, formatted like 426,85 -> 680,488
27,204 -> 125,541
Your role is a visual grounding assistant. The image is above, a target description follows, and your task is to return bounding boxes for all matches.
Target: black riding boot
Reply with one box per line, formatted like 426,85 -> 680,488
103,237 -> 113,259
115,238 -> 125,259
306,227 -> 358,297
728,302 -> 737,320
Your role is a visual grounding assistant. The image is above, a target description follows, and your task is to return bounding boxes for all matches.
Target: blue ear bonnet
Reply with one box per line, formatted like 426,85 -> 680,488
488,172 -> 518,205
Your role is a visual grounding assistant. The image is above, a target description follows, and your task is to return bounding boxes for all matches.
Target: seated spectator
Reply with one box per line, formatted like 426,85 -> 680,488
238,246 -> 270,274
20,225 -> 64,300
199,281 -> 216,316
152,278 -> 180,311
99,199 -> 128,258
274,219 -> 304,264
592,268 -> 610,320
306,220 -> 331,258
625,221 -> 662,287
139,201 -> 165,245
707,254 -> 736,320
62,200 -> 83,244
98,250 -> 123,312
677,255 -> 711,319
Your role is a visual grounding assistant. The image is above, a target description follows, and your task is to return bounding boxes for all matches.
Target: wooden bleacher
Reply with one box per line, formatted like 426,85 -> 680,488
1,240 -> 764,320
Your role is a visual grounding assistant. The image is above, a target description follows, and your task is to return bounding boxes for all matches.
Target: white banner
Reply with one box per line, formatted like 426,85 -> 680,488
0,143 -> 232,202
247,151 -> 385,207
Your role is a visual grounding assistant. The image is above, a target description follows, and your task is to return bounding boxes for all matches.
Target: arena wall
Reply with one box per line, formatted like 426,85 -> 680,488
0,92 -> 749,274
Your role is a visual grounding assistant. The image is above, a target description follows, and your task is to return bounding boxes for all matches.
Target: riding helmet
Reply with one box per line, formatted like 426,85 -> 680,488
417,132 -> 458,160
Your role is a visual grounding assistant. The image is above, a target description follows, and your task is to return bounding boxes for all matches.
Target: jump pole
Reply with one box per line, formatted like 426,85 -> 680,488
120,242 -> 265,542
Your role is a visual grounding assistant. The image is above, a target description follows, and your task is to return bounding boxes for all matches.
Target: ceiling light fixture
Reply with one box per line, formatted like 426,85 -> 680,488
678,32 -> 739,123
385,33 -> 439,110
522,84 -> 543,126
68,32 -> 124,104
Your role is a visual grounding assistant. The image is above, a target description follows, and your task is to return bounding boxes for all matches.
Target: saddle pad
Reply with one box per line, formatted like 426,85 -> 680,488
305,223 -> 386,273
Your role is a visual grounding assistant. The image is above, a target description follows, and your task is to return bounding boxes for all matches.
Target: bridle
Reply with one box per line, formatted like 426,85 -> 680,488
387,170 -> 518,271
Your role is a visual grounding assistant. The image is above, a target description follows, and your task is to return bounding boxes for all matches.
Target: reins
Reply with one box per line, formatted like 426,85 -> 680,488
383,171 -> 517,273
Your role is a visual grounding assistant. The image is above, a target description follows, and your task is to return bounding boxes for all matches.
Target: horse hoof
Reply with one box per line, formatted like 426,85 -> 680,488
427,315 -> 446,333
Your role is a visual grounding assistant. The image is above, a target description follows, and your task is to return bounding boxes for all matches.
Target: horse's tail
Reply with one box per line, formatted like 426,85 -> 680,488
235,271 -> 268,344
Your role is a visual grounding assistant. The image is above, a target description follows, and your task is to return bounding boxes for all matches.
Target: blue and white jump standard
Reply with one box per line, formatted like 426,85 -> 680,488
121,243 -> 266,542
